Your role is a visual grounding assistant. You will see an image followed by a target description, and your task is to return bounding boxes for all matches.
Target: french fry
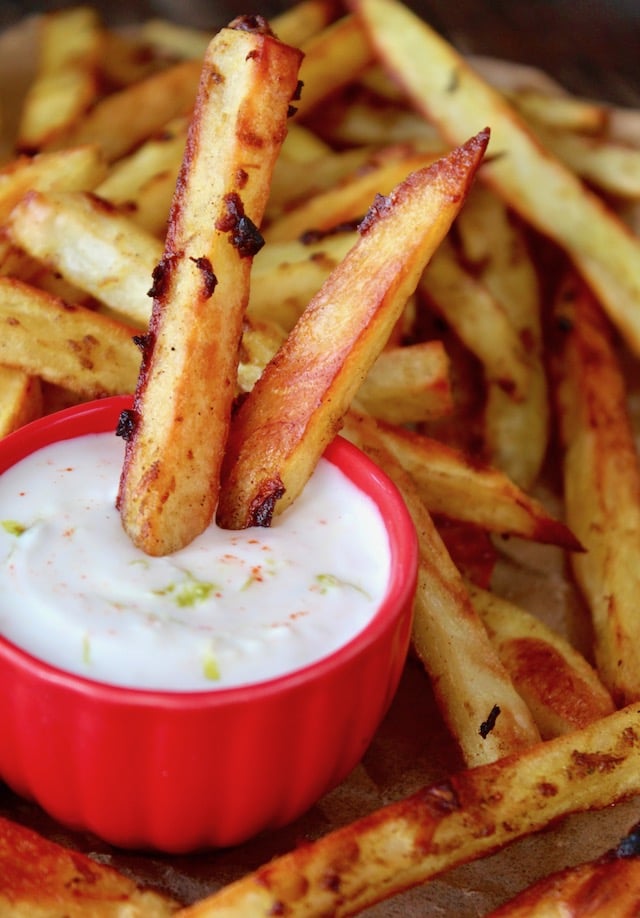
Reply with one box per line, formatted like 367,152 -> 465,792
355,340 -> 452,424
216,131 -> 489,529
550,271 -> 640,706
467,582 -> 615,739
176,703 -> 640,917
351,0 -> 640,356
6,189 -> 162,328
343,408 -> 541,766
371,420 -> 581,550
117,21 -> 303,556
487,822 -> 640,917
506,86 -> 609,134
0,276 -> 140,398
16,7 -> 104,154
0,366 -> 43,438
271,0 -> 341,47
455,183 -> 548,489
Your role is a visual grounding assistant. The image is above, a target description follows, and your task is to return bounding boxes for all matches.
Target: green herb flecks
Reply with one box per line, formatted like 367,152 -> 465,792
314,573 -> 371,599
82,634 -> 92,666
2,519 -> 28,537
152,569 -> 218,607
203,649 -> 221,681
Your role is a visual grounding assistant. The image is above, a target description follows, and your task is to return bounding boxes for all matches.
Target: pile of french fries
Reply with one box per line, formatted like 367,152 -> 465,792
3,0 -> 640,913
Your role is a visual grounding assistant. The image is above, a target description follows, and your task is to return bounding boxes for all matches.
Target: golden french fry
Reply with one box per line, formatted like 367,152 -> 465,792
352,0 -> 640,356
52,58 -> 202,161
507,87 -> 609,134
371,420 -> 581,550
551,272 -> 640,706
486,824 -> 640,917
0,366 -> 43,437
455,183 -> 548,489
217,131 -> 489,529
0,145 -> 107,223
343,408 -> 540,766
0,276 -> 140,398
176,703 -> 640,917
137,18 -> 212,60
6,189 -> 162,328
16,7 -> 104,153
272,0 -> 340,47
467,582 -> 615,739
118,22 -> 303,556
355,340 -> 452,424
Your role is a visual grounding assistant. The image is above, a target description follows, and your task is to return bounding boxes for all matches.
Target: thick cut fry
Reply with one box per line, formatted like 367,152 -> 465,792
0,366 -> 43,438
487,824 -> 640,917
355,340 -> 452,424
551,272 -> 640,706
177,703 -> 640,917
343,409 -> 540,766
52,58 -> 202,161
217,131 -> 489,529
352,0 -> 640,356
0,276 -> 140,398
468,582 -> 615,739
16,7 -> 104,153
373,421 -> 581,549
455,183 -> 548,489
0,145 -> 107,223
7,189 -> 162,328
117,23 -> 303,556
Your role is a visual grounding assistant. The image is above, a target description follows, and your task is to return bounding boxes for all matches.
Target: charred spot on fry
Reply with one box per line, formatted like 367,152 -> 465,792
115,409 -> 137,441
216,192 -> 265,257
228,14 -> 274,36
132,334 -> 149,352
147,256 -> 174,299
479,704 -> 501,738
189,256 -> 218,298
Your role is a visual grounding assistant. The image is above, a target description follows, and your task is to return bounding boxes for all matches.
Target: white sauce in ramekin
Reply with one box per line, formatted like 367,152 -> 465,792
0,433 -> 391,691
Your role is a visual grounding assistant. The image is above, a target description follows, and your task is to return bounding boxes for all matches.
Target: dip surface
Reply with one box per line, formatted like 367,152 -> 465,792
0,433 -> 391,691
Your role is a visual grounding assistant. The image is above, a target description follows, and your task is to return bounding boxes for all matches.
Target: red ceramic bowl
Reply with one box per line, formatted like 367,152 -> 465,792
0,395 -> 418,853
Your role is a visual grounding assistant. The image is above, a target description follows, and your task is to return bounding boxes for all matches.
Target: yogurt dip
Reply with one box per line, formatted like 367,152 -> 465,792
0,432 -> 391,691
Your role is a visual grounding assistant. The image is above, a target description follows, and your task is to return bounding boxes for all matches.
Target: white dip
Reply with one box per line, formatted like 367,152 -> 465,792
0,433 -> 391,691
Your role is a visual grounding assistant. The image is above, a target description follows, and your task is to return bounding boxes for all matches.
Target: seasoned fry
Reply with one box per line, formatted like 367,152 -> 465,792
352,0 -> 640,355
117,22 -> 303,556
550,271 -> 640,706
217,131 -> 489,529
0,366 -> 43,438
177,704 -> 640,917
0,276 -> 140,398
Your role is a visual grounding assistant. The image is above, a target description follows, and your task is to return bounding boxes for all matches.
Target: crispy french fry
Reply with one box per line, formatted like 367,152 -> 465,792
352,0 -> 640,356
0,276 -> 140,398
455,183 -> 548,489
176,703 -> 640,917
371,421 -> 581,550
0,366 -> 43,437
355,340 -> 452,424
343,408 -> 541,766
271,0 -> 340,47
6,189 -> 162,328
217,131 -> 489,529
16,7 -> 104,153
467,582 -> 615,739
486,823 -> 640,917
52,58 -> 202,162
118,22 -> 303,556
550,272 -> 640,706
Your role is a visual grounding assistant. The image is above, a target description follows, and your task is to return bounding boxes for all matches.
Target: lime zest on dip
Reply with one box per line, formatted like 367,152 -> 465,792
2,520 -> 28,537
152,570 -> 218,607
314,572 -> 372,600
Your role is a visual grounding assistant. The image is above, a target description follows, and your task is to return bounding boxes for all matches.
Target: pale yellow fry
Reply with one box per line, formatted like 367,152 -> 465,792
0,276 -> 139,398
455,183 -> 548,489
551,272 -> 640,706
272,0 -> 340,47
0,145 -> 107,223
0,365 -> 43,438
372,421 -> 581,550
343,409 -> 540,766
176,704 -> 640,918
264,147 -> 442,242
355,340 -> 452,424
7,189 -> 162,328
352,0 -> 640,355
217,132 -> 489,529
52,58 -> 202,161
293,14 -> 373,119
507,87 -> 608,134
118,25 -> 303,556
17,7 -> 104,152
467,582 -> 615,740
419,236 -> 531,401
137,19 -> 211,60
